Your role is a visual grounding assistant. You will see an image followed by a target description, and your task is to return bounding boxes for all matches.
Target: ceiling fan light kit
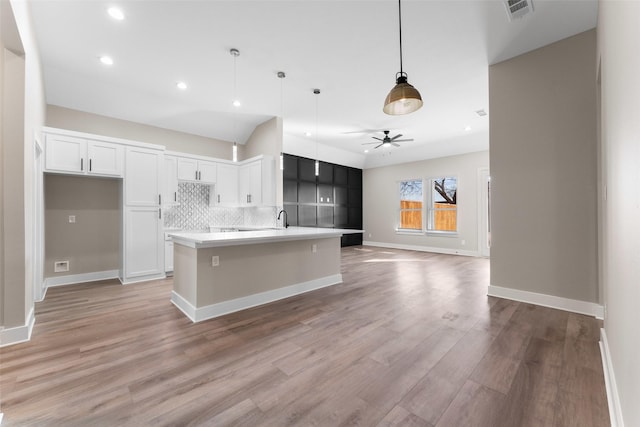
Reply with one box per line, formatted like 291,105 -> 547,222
383,0 -> 423,115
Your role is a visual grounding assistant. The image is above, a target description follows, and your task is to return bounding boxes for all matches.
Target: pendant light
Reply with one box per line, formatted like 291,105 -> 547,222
278,71 -> 286,171
383,0 -> 423,115
230,48 -> 240,162
313,89 -> 320,176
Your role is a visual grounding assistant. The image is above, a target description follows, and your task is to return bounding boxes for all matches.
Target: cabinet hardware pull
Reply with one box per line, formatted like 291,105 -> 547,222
174,191 -> 177,202
195,170 -> 198,180
81,158 -> 83,171
217,194 -> 220,203
159,209 -> 162,219
159,194 -> 161,205
199,171 -> 202,180
89,159 -> 92,171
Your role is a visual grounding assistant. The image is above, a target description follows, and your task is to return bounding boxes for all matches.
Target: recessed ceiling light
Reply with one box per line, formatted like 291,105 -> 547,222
176,81 -> 187,90
233,100 -> 241,107
464,125 -> 472,132
475,109 -> 487,117
305,132 -> 312,137
364,149 -> 369,153
99,56 -> 113,66
107,7 -> 124,20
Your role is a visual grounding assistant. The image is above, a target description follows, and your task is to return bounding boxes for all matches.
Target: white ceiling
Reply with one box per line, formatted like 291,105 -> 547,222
28,0 -> 597,168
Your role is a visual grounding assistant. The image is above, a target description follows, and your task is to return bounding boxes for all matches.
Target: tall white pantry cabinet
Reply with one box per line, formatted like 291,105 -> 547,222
122,146 -> 165,283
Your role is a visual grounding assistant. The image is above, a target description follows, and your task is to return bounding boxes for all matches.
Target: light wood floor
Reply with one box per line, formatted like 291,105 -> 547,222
0,246 -> 609,426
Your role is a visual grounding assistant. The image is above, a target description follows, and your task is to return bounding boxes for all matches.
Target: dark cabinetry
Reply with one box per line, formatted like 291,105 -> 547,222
282,154 -> 363,246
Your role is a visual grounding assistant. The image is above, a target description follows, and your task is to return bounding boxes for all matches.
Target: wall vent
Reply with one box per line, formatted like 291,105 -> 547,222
504,0 -> 534,21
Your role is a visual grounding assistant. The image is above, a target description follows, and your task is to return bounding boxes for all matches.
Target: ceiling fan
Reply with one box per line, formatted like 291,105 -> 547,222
362,130 -> 414,149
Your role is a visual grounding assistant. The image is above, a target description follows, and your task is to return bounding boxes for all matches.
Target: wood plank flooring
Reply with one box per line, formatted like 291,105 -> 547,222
0,246 -> 609,426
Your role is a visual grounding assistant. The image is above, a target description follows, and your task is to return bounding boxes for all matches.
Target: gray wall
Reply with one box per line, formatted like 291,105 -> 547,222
44,175 -> 120,277
598,2 -> 640,425
489,29 -> 598,303
47,105 -> 235,159
363,151 -> 489,254
244,116 -> 283,206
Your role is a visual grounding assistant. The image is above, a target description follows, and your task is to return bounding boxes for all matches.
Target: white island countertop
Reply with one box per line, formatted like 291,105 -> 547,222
170,227 -> 363,249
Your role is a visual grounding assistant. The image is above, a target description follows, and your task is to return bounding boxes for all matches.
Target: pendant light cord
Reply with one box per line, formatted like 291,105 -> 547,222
398,0 -> 403,75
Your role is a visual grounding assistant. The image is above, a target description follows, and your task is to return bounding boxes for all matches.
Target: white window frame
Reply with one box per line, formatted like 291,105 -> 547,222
396,178 -> 424,234
426,176 -> 458,236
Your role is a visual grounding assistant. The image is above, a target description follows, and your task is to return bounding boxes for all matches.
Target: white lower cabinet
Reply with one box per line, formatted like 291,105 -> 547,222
124,206 -> 164,280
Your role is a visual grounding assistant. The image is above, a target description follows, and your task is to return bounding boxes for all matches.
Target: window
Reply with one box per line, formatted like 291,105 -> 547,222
399,179 -> 423,231
428,177 -> 457,232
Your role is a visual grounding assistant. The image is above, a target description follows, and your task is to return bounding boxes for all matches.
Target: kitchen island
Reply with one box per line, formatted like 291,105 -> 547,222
169,227 -> 362,322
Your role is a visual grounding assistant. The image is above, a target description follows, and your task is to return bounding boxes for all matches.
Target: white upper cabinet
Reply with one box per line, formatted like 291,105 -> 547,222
125,146 -> 163,206
177,157 -> 217,184
238,156 -> 275,206
163,155 -> 179,205
45,134 -> 123,177
215,162 -> 239,205
239,160 -> 262,205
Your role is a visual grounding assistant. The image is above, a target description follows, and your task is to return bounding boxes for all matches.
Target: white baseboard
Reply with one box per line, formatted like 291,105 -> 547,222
488,285 -> 605,319
120,272 -> 166,285
44,269 -> 119,288
172,274 -> 343,323
600,328 -> 623,427
0,307 -> 35,348
362,241 -> 479,257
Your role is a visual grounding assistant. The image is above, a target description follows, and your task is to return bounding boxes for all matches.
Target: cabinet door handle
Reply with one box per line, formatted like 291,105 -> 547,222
174,191 -> 177,202
159,209 -> 162,219
199,171 -> 202,180
80,158 -> 83,171
217,194 -> 220,203
159,194 -> 161,205
195,170 -> 198,180
89,158 -> 92,172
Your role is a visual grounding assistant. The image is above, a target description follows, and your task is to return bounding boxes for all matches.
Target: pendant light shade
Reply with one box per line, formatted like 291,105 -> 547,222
383,72 -> 423,115
383,0 -> 423,115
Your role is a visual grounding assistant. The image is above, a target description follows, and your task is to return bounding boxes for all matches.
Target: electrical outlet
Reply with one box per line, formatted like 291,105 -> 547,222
211,255 -> 219,267
368,233 -> 372,238
69,215 -> 76,223
54,260 -> 69,273
312,244 -> 317,253
461,240 -> 466,246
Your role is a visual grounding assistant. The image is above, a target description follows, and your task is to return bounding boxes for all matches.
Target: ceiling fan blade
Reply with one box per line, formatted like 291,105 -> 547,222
371,137 -> 384,142
362,142 -> 379,145
375,143 -> 384,149
390,134 -> 403,141
394,138 -> 414,142
342,129 -> 387,134
391,142 -> 401,147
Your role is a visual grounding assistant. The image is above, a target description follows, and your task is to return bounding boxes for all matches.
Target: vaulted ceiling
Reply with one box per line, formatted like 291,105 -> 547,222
29,0 -> 597,168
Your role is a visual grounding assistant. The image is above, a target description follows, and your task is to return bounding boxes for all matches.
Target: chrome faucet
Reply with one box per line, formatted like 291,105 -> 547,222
277,209 -> 289,228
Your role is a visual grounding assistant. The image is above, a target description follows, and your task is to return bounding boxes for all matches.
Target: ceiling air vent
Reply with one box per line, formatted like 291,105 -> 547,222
504,0 -> 534,21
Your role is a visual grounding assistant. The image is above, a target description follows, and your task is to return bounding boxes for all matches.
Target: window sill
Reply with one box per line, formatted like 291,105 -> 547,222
395,229 -> 423,236
425,231 -> 459,238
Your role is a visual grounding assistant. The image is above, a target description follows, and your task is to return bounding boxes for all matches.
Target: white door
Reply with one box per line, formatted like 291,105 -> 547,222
177,157 -> 198,182
87,140 -> 123,177
44,134 -> 86,174
125,147 -> 162,206
478,168 -> 491,257
215,163 -> 238,205
163,155 -> 179,204
198,160 -> 217,184
125,206 -> 163,278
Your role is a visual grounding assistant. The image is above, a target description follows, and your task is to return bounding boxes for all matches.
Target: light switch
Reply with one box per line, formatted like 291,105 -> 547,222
69,215 -> 76,223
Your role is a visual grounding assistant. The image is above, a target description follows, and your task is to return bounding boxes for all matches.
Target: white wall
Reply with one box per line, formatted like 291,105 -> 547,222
363,151 -> 489,255
598,1 -> 640,425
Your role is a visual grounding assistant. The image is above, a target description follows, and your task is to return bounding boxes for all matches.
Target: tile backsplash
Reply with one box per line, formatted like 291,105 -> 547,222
163,182 -> 277,230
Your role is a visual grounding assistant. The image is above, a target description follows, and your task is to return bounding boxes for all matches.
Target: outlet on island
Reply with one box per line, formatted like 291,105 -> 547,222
211,255 -> 219,267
